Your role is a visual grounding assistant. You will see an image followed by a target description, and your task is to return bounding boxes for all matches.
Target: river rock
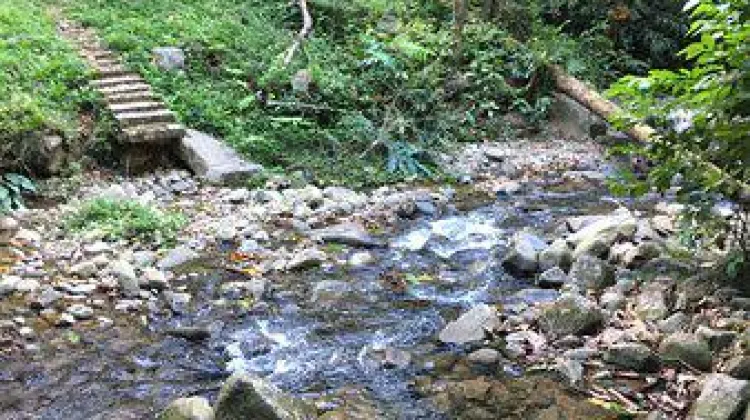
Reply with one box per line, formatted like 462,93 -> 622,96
0,216 -> 20,245
568,255 -> 615,291
438,304 -> 500,345
538,294 -> 604,336
70,260 -> 97,278
348,251 -> 375,267
635,283 -> 670,321
536,266 -> 569,288
467,348 -> 501,365
310,280 -> 351,305
67,304 -> 94,320
600,290 -> 626,311
556,358 -> 584,385
383,347 -> 412,369
158,396 -> 214,420
724,356 -> 750,380
538,238 -> 572,271
110,260 -> 140,297
696,326 -> 737,352
603,342 -> 660,372
691,374 -> 750,420
567,210 -> 637,259
502,230 -> 548,274
657,312 -> 690,334
141,267 -> 169,290
164,291 -> 192,314
158,246 -> 200,270
622,241 -> 662,267
659,332 -> 712,371
214,373 -> 316,420
0,275 -> 21,296
310,223 -> 384,248
286,248 -> 326,271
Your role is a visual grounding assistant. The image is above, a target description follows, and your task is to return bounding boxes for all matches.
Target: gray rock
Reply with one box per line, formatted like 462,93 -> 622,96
285,248 -> 326,271
604,342 -> 661,372
110,260 -> 140,297
538,238 -> 573,271
179,130 -> 263,185
502,230 -> 548,274
158,246 -> 200,270
83,241 -> 111,255
158,396 -> 214,420
0,216 -> 20,244
563,347 -> 599,360
141,268 -> 169,290
310,280 -> 351,305
725,356 -> 750,380
697,326 -> 737,352
164,291 -> 192,314
657,312 -> 690,334
567,210 -> 637,258
30,286 -> 63,309
438,304 -> 500,345
214,373 -> 316,420
383,347 -> 412,369
70,260 -> 98,278
659,332 -> 712,371
14,278 -> 40,293
0,275 -> 21,296
311,223 -> 384,248
467,348 -> 501,365
348,251 -> 375,267
536,266 -> 569,288
556,358 -> 584,385
152,47 -> 186,71
600,290 -> 626,311
622,241 -> 663,268
568,255 -> 615,291
691,374 -> 750,420
538,294 -> 604,336
635,283 -> 670,321
67,304 -> 94,320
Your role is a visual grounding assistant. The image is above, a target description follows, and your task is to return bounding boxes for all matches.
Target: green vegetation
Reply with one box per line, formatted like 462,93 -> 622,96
0,173 -> 36,214
64,198 -> 186,243
607,0 -> 750,279
52,0 -> 639,187
0,0 -> 97,172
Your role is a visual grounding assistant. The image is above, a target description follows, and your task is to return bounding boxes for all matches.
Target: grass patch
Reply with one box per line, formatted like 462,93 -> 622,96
64,198 -> 186,243
0,0 -> 96,169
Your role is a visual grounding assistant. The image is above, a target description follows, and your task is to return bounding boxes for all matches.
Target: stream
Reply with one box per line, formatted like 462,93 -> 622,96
1,181 -> 629,419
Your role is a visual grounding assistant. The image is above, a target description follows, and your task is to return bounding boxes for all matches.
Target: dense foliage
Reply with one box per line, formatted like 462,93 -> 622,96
0,0 -> 96,172
53,0 -> 628,186
607,0 -> 750,279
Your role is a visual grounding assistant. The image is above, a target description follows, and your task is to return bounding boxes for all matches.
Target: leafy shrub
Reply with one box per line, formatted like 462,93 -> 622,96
607,0 -> 750,278
0,173 -> 36,214
64,198 -> 186,243
0,0 -> 98,171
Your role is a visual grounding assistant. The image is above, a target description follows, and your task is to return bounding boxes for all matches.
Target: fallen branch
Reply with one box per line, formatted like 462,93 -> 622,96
549,64 -> 750,198
283,0 -> 313,66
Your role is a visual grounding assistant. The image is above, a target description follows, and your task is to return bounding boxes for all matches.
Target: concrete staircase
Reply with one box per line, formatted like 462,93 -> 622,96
57,22 -> 185,171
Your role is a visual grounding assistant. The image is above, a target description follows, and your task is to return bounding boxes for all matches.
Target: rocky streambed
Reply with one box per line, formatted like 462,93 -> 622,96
1,138 -> 748,420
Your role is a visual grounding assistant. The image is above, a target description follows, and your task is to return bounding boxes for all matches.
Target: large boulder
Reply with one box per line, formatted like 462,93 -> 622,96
634,283 -> 671,321
603,343 -> 661,372
566,210 -> 637,259
691,374 -> 750,420
568,255 -> 615,291
538,294 -> 604,337
214,373 -> 316,420
502,230 -> 548,274
158,396 -> 214,420
659,332 -> 712,371
310,223 -> 384,248
538,238 -> 573,271
438,304 -> 501,345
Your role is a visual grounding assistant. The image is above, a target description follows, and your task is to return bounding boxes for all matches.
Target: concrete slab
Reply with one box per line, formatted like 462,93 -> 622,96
178,129 -> 262,184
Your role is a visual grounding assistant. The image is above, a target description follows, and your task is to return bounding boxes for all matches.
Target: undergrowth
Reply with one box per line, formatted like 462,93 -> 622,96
0,0 -> 99,172
64,198 -> 186,244
53,0 -> 629,187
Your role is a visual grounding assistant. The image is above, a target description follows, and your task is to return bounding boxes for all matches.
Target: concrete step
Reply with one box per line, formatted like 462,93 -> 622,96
96,66 -> 129,77
123,123 -> 186,144
110,101 -> 165,114
95,58 -> 121,67
115,109 -> 176,128
92,75 -> 144,88
98,83 -> 152,96
105,91 -> 157,105
179,129 -> 263,184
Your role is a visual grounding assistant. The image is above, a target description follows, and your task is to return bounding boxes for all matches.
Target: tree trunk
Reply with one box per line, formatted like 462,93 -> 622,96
283,0 -> 313,66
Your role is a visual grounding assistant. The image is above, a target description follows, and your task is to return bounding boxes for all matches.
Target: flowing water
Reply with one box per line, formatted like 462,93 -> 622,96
1,181 -> 630,419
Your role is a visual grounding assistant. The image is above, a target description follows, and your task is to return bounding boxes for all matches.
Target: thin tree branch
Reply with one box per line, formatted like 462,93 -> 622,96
283,0 -> 313,66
